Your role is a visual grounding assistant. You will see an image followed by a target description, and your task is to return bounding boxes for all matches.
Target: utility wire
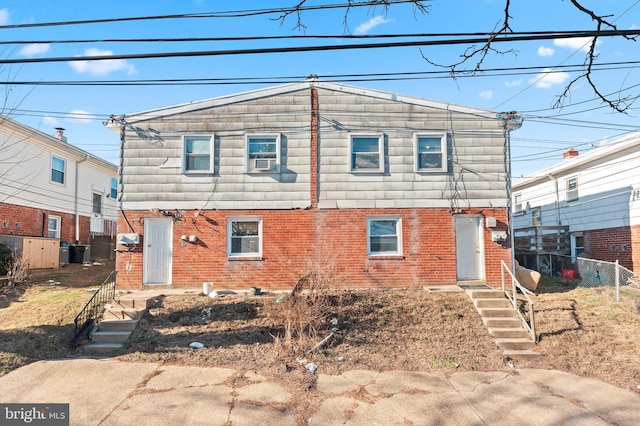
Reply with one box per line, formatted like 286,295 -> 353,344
2,30 -> 639,65
0,0 -> 422,29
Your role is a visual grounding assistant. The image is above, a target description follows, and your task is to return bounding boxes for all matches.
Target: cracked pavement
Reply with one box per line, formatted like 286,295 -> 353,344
1,359 -> 639,425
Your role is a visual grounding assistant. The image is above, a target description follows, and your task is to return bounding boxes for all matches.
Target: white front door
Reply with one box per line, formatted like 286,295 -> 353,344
143,217 -> 173,285
455,215 -> 484,281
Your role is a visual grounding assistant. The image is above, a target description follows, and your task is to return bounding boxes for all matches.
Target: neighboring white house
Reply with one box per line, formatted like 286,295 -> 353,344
512,132 -> 640,272
0,116 -> 118,264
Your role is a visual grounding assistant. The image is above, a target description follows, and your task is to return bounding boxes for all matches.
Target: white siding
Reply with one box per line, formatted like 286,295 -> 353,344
513,135 -> 640,231
0,118 -> 117,221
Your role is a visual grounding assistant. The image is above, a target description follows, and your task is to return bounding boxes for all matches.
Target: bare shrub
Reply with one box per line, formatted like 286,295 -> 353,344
0,249 -> 31,285
264,251 -> 344,351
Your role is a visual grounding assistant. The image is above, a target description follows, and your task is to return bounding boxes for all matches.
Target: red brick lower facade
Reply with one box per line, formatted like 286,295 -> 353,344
583,225 -> 639,271
115,207 -> 512,290
0,202 -> 91,245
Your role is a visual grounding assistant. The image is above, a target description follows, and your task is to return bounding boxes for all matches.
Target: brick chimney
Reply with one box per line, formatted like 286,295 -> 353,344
563,147 -> 578,159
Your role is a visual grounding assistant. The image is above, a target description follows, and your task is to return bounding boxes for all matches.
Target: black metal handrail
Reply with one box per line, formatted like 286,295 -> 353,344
70,271 -> 116,348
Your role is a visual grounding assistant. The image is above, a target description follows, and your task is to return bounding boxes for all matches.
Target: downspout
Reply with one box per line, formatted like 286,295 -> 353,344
74,155 -> 89,243
548,174 -> 561,226
499,112 -> 523,274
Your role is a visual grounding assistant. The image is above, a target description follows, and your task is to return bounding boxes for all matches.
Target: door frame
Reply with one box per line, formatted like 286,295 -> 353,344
455,214 -> 485,282
143,217 -> 173,285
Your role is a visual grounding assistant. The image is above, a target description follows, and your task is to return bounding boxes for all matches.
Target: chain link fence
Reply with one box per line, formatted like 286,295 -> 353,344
516,252 -> 639,302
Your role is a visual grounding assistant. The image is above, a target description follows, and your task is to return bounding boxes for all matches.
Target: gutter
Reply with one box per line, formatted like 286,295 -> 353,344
74,155 -> 89,243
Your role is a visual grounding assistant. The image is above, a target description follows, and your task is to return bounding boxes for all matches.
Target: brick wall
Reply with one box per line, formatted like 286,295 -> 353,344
0,202 -> 90,244
115,207 -> 512,290
584,225 -> 635,271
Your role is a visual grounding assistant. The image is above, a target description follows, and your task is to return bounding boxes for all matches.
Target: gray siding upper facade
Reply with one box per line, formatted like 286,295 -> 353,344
113,80 -> 510,211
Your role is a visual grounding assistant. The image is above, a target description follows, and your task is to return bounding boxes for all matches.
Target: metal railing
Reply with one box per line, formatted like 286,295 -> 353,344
70,271 -> 116,348
501,260 -> 537,343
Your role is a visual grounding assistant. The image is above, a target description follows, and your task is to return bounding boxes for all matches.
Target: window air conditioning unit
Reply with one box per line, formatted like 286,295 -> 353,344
253,158 -> 274,171
117,233 -> 140,245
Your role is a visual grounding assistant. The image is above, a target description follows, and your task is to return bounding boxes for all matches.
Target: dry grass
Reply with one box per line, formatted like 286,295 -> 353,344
1,263 -> 640,398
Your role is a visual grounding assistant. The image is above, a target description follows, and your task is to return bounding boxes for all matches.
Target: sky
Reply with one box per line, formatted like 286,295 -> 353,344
1,0 -> 639,179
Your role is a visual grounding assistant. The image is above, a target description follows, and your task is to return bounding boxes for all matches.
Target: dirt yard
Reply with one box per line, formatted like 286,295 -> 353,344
2,262 -> 640,405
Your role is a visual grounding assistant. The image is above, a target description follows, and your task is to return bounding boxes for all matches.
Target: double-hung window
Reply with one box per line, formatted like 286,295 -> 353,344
367,216 -> 402,256
228,217 -> 262,258
415,133 -> 447,172
47,215 -> 61,239
51,156 -> 66,184
350,134 -> 384,172
183,135 -> 214,173
92,192 -> 103,215
247,134 -> 280,172
566,176 -> 579,202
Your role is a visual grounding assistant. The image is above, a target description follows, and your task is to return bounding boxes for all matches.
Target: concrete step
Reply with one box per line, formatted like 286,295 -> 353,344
469,290 -> 505,299
504,349 -> 543,360
478,308 -> 516,318
475,299 -> 512,309
83,342 -> 123,354
112,296 -> 154,309
90,330 -> 131,343
489,328 -> 532,339
483,317 -> 523,328
496,338 -> 536,351
98,319 -> 139,331
102,308 -> 145,320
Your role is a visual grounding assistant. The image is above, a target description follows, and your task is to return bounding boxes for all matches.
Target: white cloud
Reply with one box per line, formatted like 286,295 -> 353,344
66,110 -> 95,124
505,79 -> 523,87
479,90 -> 493,99
69,48 -> 136,76
553,37 -> 601,53
19,43 -> 51,57
0,8 -> 9,25
529,69 -> 570,89
537,46 -> 555,57
42,116 -> 59,127
354,16 -> 391,35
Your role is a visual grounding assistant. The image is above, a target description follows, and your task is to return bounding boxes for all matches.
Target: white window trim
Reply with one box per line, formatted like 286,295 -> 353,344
50,155 -> 66,185
92,191 -> 103,216
245,134 -> 281,173
366,216 -> 402,256
227,217 -> 263,258
414,132 -> 447,172
565,176 -> 579,202
349,134 -> 384,173
513,193 -> 523,214
48,215 -> 61,239
182,134 -> 214,174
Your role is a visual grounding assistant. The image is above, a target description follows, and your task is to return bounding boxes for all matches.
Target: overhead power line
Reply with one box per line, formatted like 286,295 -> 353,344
1,30 -> 639,65
3,59 -> 640,86
0,0 -> 422,29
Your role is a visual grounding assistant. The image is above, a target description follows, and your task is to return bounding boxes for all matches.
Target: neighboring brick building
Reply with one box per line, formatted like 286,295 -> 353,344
108,79 -> 520,290
0,116 -> 118,265
512,133 -> 640,273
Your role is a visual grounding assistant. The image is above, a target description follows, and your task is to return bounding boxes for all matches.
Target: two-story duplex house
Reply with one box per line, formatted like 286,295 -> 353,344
108,79 -> 520,290
512,133 -> 640,272
0,116 -> 118,266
